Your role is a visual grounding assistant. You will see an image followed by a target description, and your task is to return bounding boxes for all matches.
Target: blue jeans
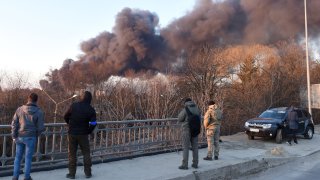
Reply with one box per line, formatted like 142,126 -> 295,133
13,137 -> 36,179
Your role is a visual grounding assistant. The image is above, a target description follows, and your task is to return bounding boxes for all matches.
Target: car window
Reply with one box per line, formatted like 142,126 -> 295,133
259,110 -> 286,119
296,110 -> 303,118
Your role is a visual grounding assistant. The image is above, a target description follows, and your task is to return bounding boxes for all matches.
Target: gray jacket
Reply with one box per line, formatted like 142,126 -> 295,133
178,101 -> 201,130
11,103 -> 45,138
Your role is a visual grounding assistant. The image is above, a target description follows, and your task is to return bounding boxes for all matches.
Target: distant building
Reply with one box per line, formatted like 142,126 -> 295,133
300,84 -> 320,109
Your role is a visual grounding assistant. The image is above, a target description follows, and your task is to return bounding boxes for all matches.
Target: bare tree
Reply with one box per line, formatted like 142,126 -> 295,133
180,45 -> 230,112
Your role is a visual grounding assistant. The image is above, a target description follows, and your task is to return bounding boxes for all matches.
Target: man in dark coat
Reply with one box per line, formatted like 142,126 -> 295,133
64,91 -> 97,179
287,106 -> 299,145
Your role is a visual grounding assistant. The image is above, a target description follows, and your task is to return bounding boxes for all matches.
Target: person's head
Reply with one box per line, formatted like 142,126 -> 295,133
208,100 -> 215,106
28,93 -> 38,103
290,105 -> 294,111
80,91 -> 92,104
184,98 -> 192,104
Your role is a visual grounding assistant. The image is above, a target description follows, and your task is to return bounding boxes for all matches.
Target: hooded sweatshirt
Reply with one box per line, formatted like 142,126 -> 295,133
178,101 -> 201,130
11,103 -> 45,138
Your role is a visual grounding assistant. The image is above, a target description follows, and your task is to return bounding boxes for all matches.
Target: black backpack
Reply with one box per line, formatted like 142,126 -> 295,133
185,107 -> 201,137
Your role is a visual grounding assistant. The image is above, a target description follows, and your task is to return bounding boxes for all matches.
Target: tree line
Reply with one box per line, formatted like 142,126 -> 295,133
1,41 -> 320,135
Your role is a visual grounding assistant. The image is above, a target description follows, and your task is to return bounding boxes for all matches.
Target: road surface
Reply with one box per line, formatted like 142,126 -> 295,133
237,149 -> 320,180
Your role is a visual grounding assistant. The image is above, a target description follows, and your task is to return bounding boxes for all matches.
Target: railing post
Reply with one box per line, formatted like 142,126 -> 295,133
1,136 -> 7,166
59,126 -> 64,153
36,136 -> 41,162
93,131 -> 97,150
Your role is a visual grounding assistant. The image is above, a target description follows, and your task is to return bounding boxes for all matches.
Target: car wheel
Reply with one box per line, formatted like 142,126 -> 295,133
248,135 -> 254,140
275,129 -> 282,144
304,126 -> 314,139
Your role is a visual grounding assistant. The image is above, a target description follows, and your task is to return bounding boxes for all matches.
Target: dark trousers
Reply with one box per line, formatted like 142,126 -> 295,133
287,129 -> 297,143
68,134 -> 92,175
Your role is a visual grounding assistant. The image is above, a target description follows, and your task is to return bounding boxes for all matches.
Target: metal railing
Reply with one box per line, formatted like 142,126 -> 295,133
0,118 -> 206,170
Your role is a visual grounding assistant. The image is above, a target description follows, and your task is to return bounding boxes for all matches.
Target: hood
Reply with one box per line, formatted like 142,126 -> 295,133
185,100 -> 196,108
80,91 -> 92,104
247,117 -> 282,124
22,103 -> 40,115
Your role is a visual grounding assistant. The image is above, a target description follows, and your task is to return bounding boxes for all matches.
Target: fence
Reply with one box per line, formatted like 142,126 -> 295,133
0,118 -> 207,172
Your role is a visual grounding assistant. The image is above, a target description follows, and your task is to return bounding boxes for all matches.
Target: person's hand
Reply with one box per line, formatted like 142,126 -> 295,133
13,138 -> 21,143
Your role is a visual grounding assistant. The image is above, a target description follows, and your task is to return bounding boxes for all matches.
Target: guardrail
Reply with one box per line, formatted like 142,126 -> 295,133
0,118 -> 206,171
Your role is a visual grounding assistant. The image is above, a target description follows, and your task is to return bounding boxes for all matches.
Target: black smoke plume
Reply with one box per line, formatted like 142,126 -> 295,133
52,0 -> 320,87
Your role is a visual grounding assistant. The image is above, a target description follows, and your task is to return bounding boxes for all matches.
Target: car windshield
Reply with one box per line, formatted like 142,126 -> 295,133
259,110 -> 286,119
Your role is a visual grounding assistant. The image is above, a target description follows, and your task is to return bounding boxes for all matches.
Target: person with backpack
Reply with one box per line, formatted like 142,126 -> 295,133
203,100 -> 222,161
177,98 -> 201,170
64,91 -> 97,179
11,93 -> 45,180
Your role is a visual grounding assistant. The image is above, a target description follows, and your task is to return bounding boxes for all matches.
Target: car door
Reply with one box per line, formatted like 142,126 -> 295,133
296,110 -> 305,133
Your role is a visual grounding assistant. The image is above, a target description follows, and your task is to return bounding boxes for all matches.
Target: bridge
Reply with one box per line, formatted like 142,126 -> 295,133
0,119 -> 207,175
1,120 -> 320,179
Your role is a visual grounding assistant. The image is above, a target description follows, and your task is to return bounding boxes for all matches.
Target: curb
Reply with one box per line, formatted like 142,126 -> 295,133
167,154 -> 314,180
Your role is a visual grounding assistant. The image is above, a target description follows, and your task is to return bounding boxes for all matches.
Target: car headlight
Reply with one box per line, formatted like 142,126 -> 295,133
245,122 -> 250,127
262,124 -> 272,129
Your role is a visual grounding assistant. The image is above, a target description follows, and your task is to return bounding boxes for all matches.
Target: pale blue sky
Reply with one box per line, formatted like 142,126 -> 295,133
0,0 -> 195,83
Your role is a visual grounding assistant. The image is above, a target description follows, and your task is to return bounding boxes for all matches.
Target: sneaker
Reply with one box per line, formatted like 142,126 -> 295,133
66,174 -> 75,179
214,156 -> 219,160
85,173 -> 92,178
178,165 -> 188,170
12,177 -> 18,180
294,140 -> 298,144
287,141 -> 292,146
24,177 -> 33,180
191,164 -> 198,169
203,156 -> 213,161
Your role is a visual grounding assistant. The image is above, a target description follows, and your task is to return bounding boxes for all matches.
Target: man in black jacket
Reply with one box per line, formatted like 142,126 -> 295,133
64,91 -> 97,179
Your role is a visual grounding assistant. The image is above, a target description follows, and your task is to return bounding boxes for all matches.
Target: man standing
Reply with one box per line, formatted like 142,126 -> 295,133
287,106 -> 299,145
177,98 -> 201,170
11,93 -> 45,180
64,91 -> 97,179
203,100 -> 222,160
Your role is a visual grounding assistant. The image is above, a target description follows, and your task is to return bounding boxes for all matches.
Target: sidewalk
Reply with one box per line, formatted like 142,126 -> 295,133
3,126 -> 320,180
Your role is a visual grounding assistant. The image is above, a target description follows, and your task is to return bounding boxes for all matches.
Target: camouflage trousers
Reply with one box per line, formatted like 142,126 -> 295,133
181,129 -> 198,167
68,134 -> 92,176
206,125 -> 220,157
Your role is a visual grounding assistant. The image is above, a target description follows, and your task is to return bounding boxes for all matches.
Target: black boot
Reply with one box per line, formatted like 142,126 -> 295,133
178,165 -> 188,170
85,173 -> 92,178
203,156 -> 213,161
66,174 -> 75,179
191,164 -> 198,169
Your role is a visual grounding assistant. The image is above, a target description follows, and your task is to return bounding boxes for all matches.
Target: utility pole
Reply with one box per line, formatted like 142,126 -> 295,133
304,0 -> 312,116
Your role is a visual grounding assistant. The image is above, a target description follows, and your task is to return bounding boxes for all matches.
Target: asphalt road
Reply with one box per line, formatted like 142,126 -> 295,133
237,150 -> 320,180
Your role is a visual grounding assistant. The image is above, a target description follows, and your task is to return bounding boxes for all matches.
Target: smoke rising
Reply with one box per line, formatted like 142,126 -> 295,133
55,0 -> 320,85
64,8 -> 169,81
162,0 -> 320,51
